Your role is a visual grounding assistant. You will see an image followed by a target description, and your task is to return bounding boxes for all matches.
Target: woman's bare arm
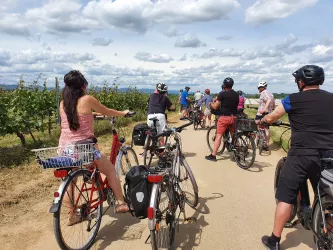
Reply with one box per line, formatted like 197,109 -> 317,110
87,96 -> 129,117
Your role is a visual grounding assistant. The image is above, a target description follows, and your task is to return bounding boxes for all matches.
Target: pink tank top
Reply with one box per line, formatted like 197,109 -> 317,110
59,110 -> 94,146
237,96 -> 245,109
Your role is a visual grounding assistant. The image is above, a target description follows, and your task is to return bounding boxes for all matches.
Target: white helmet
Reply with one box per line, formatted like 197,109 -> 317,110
257,81 -> 267,89
156,83 -> 168,93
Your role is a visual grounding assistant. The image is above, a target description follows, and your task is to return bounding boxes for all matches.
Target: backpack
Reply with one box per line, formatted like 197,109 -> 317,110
210,106 -> 222,116
132,123 -> 149,146
123,165 -> 152,219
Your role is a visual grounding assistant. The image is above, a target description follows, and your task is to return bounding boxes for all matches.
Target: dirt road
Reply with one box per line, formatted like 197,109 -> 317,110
9,119 -> 315,250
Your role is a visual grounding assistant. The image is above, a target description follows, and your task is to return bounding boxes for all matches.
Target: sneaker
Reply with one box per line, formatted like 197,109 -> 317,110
205,154 -> 217,162
261,235 -> 280,250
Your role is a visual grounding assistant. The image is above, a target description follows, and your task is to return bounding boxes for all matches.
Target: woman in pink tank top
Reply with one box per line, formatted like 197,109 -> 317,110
60,70 -> 130,222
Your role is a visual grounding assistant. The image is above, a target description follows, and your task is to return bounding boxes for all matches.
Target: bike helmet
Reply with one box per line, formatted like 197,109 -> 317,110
292,65 -> 324,86
257,81 -> 267,89
222,77 -> 234,88
237,90 -> 243,96
205,88 -> 210,95
185,86 -> 190,91
180,89 -> 183,92
156,83 -> 168,93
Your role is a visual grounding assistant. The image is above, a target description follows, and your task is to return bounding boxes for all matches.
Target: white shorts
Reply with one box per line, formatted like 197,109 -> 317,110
147,114 -> 167,135
204,108 -> 211,116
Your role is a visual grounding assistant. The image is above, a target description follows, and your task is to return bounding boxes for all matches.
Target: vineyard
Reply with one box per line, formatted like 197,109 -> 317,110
0,78 -> 178,167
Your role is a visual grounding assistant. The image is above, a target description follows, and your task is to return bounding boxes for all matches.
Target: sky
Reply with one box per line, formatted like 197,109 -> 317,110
0,0 -> 333,93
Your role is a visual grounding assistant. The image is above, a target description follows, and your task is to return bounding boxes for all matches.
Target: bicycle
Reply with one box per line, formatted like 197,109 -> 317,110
145,117 -> 199,249
272,121 -> 333,249
192,105 -> 204,130
95,115 -> 139,175
206,116 -> 257,169
32,112 -> 136,250
143,117 -> 182,167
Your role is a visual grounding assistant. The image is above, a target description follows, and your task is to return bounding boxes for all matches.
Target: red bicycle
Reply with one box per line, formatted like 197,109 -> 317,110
32,112 -> 137,250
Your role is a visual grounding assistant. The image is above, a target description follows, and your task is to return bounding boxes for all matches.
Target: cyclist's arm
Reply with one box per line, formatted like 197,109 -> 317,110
259,98 -> 271,114
261,104 -> 286,124
88,96 -> 128,117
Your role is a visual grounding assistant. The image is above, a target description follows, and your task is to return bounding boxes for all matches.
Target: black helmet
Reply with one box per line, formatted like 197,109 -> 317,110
222,77 -> 234,88
156,83 -> 168,93
237,90 -> 243,96
292,65 -> 324,86
185,86 -> 190,91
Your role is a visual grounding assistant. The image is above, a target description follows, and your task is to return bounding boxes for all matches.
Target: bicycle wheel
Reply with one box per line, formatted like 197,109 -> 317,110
312,195 -> 333,249
274,158 -> 298,224
178,156 -> 199,208
143,135 -> 154,167
233,133 -> 256,169
117,147 -> 139,175
54,169 -> 103,250
258,136 -> 264,156
168,132 -> 183,153
206,126 -> 225,155
193,117 -> 199,130
150,183 -> 176,250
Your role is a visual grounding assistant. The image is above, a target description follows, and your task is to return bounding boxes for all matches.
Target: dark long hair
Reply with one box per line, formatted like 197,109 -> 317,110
62,70 -> 87,131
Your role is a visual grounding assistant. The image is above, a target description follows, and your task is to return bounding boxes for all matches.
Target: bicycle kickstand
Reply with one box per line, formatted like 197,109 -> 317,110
145,234 -> 151,244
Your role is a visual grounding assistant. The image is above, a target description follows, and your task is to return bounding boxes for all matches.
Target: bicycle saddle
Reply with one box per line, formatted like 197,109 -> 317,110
75,137 -> 98,145
149,117 -> 159,122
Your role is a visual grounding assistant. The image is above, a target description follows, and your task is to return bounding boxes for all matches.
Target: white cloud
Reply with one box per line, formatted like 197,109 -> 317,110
245,0 -> 318,25
92,37 -> 113,46
179,54 -> 187,61
174,34 -> 207,48
216,35 -> 233,41
198,48 -> 244,58
0,13 -> 30,36
0,49 -> 11,66
134,52 -> 174,63
312,45 -> 333,63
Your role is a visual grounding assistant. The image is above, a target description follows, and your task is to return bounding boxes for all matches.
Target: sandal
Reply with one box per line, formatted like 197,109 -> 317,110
115,203 -> 129,214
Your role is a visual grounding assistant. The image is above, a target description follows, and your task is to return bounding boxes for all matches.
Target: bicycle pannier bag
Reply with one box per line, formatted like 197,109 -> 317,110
132,123 -> 149,146
124,165 -> 152,219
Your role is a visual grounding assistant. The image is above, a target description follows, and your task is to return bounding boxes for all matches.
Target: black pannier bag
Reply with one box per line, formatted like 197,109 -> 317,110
132,123 -> 149,146
124,165 -> 152,219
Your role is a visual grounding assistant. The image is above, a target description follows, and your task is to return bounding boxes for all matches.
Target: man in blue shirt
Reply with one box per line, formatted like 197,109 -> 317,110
181,86 -> 191,118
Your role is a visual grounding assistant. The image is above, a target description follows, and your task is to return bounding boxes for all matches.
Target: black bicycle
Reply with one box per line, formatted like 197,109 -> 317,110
272,121 -> 333,249
206,116 -> 256,169
146,117 -> 199,250
192,105 -> 204,130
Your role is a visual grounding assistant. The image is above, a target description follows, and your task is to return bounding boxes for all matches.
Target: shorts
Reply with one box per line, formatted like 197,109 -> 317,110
204,108 -> 211,116
276,155 -> 322,205
93,146 -> 102,160
181,104 -> 188,111
216,116 -> 236,135
147,113 -> 167,135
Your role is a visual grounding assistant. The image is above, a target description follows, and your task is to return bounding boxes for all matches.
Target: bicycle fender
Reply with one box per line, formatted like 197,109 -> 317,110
148,183 -> 161,231
49,171 -> 77,214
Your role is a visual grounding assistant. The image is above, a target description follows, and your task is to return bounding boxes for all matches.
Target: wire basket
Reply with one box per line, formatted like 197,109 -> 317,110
32,143 -> 95,169
236,118 -> 258,132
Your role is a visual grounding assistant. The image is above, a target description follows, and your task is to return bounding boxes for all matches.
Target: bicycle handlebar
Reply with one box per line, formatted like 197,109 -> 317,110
262,120 -> 290,127
150,117 -> 193,138
94,111 -> 136,120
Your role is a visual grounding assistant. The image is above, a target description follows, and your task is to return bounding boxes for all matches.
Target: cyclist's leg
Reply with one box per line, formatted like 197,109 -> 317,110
95,152 -> 128,212
157,114 -> 166,146
212,116 -> 229,156
265,126 -> 270,147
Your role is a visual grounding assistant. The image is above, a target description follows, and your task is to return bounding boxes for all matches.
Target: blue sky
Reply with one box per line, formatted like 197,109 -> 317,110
0,0 -> 332,93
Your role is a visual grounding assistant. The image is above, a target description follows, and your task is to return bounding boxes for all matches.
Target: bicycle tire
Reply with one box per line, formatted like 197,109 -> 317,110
259,137 -> 264,156
116,147 -> 139,175
54,169 -> 103,250
150,184 -> 175,250
233,133 -> 256,170
179,156 -> 199,208
312,195 -> 333,249
143,135 -> 153,167
274,158 -> 298,223
193,117 -> 199,130
206,126 -> 225,155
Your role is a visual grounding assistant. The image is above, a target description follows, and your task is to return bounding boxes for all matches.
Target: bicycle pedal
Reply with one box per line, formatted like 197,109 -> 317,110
185,217 -> 197,223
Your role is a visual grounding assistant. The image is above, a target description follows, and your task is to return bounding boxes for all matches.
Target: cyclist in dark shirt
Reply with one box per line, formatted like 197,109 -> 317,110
147,83 -> 175,145
205,77 -> 239,162
260,65 -> 333,250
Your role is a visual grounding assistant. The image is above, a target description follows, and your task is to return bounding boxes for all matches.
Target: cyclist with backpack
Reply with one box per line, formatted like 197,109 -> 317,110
205,78 -> 239,161
147,83 -> 175,145
260,65 -> 333,250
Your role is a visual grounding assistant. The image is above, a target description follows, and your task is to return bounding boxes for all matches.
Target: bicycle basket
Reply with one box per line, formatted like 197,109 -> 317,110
32,143 -> 95,169
236,118 -> 258,132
